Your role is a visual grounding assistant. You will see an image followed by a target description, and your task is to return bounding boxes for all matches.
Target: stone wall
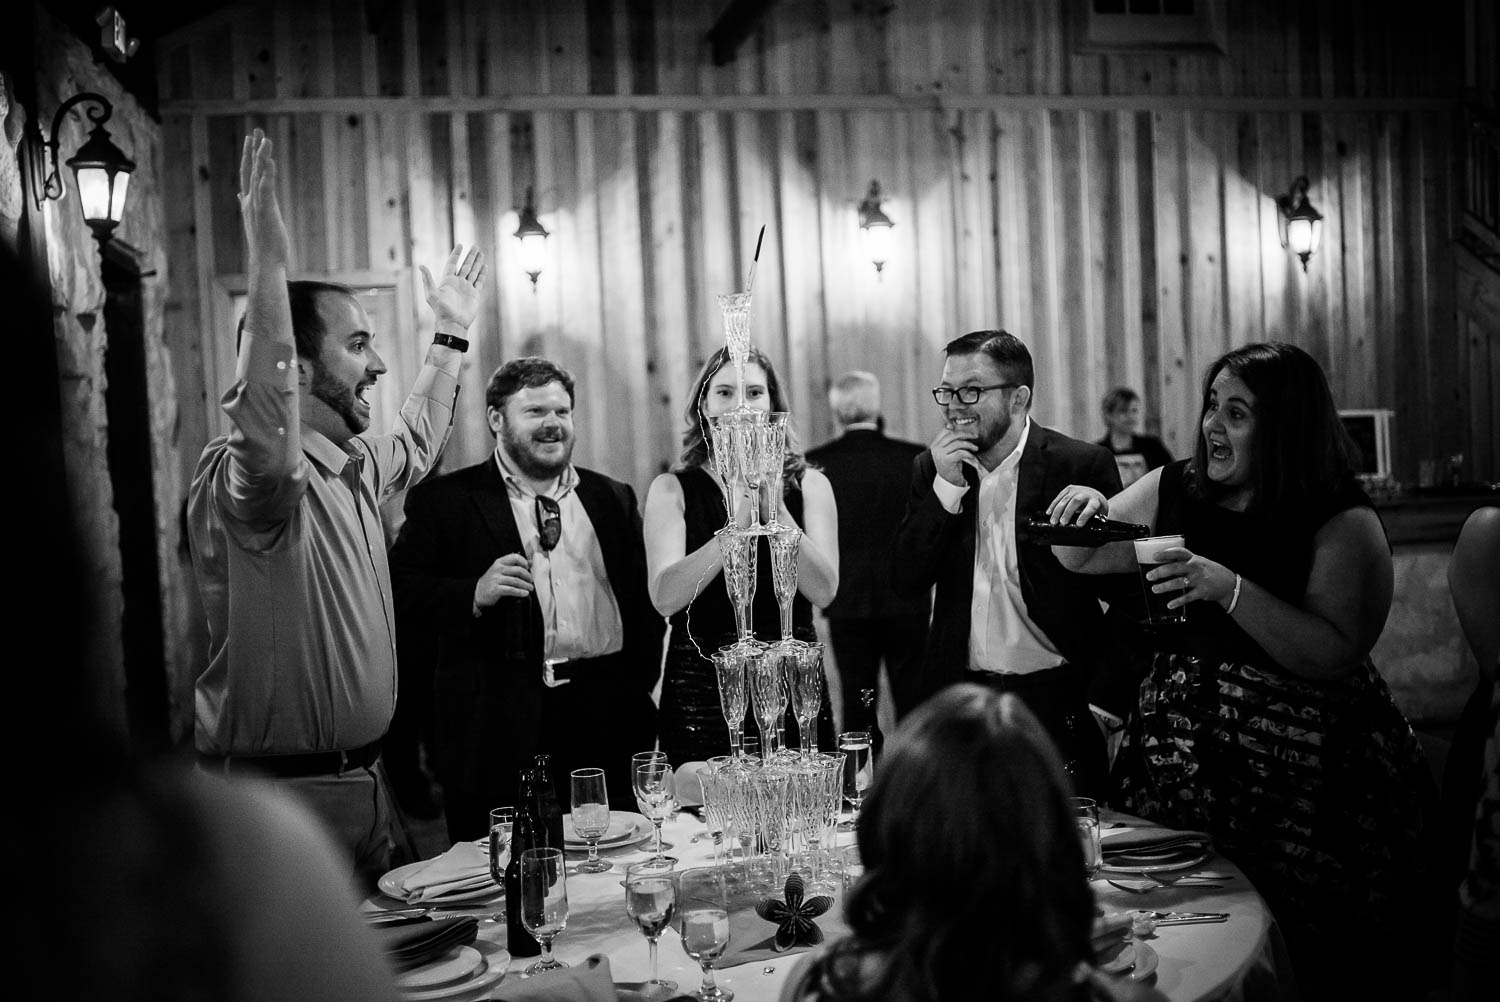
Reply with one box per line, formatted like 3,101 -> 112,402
29,9 -> 191,743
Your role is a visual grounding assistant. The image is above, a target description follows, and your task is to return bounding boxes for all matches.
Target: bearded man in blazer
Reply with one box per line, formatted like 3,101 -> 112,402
891,330 -> 1122,798
390,358 -> 660,842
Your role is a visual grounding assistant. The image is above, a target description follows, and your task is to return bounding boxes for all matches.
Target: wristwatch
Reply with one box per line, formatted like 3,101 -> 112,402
432,332 -> 469,352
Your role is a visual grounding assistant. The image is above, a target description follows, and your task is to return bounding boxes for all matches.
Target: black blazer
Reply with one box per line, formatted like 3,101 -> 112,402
389,458 -> 661,807
890,422 -> 1123,704
806,428 -> 930,621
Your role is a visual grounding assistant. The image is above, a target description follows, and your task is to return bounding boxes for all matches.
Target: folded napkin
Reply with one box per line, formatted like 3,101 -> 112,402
373,916 -> 479,972
398,841 -> 495,901
492,953 -> 618,1002
674,762 -> 708,807
1101,827 -> 1211,861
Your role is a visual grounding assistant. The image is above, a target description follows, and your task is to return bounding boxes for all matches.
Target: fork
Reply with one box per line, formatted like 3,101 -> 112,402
1106,878 -> 1224,894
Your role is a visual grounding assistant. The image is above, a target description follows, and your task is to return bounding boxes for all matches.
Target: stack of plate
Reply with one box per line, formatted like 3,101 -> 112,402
561,810 -> 652,854
395,940 -> 510,1001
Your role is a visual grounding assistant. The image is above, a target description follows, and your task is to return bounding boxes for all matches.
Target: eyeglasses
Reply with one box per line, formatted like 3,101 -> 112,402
930,383 -> 1019,406
535,495 -> 561,552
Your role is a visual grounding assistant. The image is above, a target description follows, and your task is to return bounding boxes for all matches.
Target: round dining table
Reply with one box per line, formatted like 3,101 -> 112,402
369,808 -> 1293,1002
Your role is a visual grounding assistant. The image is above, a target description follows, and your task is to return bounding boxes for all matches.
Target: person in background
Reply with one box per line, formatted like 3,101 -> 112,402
779,685 -> 1166,1002
389,358 -> 661,840
186,130 -> 485,887
8,168 -> 400,1002
890,330 -> 1122,797
1095,387 -> 1172,489
1048,341 -> 1437,997
644,346 -> 840,764
806,371 -> 929,725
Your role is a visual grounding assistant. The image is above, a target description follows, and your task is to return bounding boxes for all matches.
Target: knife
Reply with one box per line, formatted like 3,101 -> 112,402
1148,911 -> 1228,925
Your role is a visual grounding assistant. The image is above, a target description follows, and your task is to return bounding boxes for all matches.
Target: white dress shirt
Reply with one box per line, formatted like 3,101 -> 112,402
931,417 -> 1066,676
494,450 -> 623,664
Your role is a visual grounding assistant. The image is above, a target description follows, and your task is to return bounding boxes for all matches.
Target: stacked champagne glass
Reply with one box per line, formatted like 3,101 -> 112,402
700,289 -> 849,886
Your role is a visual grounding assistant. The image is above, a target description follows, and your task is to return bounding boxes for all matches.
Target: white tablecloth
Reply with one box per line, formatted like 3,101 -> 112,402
370,811 -> 1292,1002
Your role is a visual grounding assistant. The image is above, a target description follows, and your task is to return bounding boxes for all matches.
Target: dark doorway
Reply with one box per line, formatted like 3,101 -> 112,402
101,246 -> 168,752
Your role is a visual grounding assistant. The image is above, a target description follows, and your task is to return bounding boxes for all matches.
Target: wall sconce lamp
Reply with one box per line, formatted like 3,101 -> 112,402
27,92 -> 136,243
858,180 -> 895,276
514,186 -> 550,287
1276,176 -> 1323,273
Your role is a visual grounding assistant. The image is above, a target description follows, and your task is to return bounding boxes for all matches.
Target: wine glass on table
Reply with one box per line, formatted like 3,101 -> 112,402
837,730 -> 872,832
486,805 -> 514,922
519,847 -> 569,976
634,760 -> 679,865
677,867 -> 734,1001
624,859 -> 679,995
632,750 -> 674,851
568,768 -> 612,873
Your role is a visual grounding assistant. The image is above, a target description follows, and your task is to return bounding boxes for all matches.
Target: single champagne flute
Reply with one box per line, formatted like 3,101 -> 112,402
568,768 -> 612,873
837,730 -> 872,832
711,646 -> 749,758
520,847 -> 569,976
632,751 -> 675,851
634,760 -> 679,865
624,859 -> 679,994
677,867 -> 734,1002
789,643 -> 824,756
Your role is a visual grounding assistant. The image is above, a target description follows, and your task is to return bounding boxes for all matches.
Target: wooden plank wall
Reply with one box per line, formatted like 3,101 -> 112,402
158,0 -> 1488,501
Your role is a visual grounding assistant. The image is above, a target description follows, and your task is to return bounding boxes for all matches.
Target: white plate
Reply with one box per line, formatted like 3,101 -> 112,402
396,945 -> 483,990
562,810 -> 651,848
1101,849 -> 1212,875
378,861 -> 503,905
400,941 -> 509,1001
1131,941 -> 1159,981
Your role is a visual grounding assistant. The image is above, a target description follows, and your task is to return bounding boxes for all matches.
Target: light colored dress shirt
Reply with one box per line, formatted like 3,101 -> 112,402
188,331 -> 458,755
493,449 -> 624,663
931,416 -> 1066,676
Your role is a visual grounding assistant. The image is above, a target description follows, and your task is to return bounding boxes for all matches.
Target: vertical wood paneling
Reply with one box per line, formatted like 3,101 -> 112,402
161,0 -> 1484,492
1151,112 -> 1195,458
645,112 -> 693,472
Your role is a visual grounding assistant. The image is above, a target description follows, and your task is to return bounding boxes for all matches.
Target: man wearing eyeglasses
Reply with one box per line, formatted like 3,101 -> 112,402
891,330 -> 1121,797
390,358 -> 661,842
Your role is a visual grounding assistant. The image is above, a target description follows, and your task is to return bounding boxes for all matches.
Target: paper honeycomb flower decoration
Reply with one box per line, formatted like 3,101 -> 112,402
755,872 -> 833,952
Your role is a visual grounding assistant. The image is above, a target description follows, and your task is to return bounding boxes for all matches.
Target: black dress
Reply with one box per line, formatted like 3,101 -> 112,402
1113,460 -> 1438,994
658,467 -> 835,765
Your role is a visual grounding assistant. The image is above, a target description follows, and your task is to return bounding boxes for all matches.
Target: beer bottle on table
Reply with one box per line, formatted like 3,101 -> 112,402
532,753 -> 566,850
860,688 -> 884,764
506,771 -> 542,957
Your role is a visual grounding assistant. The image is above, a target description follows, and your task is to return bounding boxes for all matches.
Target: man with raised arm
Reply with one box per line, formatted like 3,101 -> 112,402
186,129 -> 485,886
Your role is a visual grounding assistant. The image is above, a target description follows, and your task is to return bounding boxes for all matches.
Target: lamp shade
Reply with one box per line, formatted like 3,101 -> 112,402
514,188 -> 549,285
66,123 -> 135,238
858,181 -> 894,274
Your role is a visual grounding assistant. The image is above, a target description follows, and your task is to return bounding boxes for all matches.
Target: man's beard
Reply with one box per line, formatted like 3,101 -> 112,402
973,410 -> 1011,453
501,420 -> 573,479
310,365 -> 372,435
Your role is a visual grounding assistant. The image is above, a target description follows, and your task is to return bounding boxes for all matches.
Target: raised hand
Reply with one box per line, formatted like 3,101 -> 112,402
929,423 -> 981,487
237,129 -> 289,268
420,245 -> 486,333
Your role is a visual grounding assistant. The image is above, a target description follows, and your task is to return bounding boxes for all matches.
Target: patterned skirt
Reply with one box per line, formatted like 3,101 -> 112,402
1114,650 -> 1437,950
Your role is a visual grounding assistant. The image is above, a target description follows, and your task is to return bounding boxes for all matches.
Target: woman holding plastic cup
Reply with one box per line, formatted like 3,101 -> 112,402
1042,342 -> 1436,998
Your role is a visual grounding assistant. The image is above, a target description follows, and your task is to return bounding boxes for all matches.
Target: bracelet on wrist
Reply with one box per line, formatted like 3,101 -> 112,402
1225,573 -> 1243,615
433,332 -> 469,353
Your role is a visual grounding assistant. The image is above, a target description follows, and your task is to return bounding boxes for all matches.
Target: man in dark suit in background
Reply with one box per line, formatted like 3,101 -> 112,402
807,371 -> 929,727
390,358 -> 661,842
891,331 -> 1122,797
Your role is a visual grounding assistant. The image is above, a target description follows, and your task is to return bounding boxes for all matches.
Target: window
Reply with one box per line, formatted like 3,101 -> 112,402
1081,0 -> 1228,52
